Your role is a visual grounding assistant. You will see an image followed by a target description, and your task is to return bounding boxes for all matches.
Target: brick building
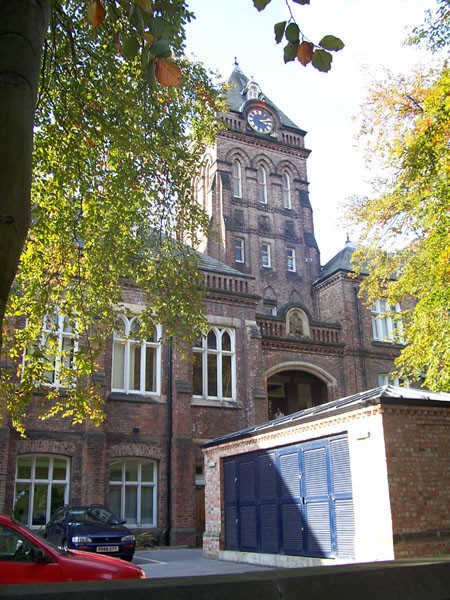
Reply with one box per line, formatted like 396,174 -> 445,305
202,386 -> 450,564
0,62 -> 407,547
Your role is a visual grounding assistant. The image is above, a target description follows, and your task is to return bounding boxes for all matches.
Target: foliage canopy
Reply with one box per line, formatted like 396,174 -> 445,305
0,0 -> 340,433
347,1 -> 450,391
1,0 -> 222,433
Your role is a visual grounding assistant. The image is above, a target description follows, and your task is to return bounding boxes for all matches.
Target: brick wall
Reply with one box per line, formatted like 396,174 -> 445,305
382,406 -> 450,558
203,395 -> 450,564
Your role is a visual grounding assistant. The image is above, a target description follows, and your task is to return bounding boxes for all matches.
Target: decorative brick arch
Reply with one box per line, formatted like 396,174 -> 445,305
265,361 -> 339,416
250,153 -> 275,173
17,439 -> 77,457
225,148 -> 251,168
266,361 -> 337,387
109,443 -> 163,462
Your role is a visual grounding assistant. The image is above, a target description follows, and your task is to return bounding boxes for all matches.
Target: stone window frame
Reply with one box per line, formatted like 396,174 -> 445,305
192,326 -> 236,402
14,454 -> 70,529
371,300 -> 404,343
234,237 -> 245,263
287,247 -> 296,272
232,159 -> 243,198
257,166 -> 268,204
282,172 -> 292,209
112,315 -> 162,397
260,241 -> 271,268
109,458 -> 158,528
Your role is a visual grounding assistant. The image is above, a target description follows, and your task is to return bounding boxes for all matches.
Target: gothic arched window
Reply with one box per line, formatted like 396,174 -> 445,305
112,316 -> 162,395
257,166 -> 267,204
282,173 -> 291,209
232,159 -> 242,198
193,327 -> 236,401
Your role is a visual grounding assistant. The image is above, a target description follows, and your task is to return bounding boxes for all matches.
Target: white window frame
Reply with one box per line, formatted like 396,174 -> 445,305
257,166 -> 267,204
287,247 -> 296,272
193,327 -> 236,402
247,83 -> 259,100
109,459 -> 157,527
14,455 -> 70,529
282,173 -> 291,209
234,238 -> 245,263
261,242 -> 271,268
371,300 -> 404,343
378,373 -> 410,387
37,313 -> 78,387
112,315 -> 162,396
232,159 -> 242,198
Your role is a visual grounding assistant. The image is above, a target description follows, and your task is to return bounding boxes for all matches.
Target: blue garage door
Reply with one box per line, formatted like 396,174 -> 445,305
223,434 -> 355,558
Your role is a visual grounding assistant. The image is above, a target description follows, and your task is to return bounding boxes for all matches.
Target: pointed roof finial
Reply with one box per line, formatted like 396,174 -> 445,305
233,57 -> 242,72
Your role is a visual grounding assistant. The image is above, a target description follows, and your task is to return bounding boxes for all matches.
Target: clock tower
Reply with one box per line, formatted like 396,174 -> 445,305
196,60 -> 321,317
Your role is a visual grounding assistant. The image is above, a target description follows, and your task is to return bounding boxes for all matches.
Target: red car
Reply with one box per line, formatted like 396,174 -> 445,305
0,515 -> 146,584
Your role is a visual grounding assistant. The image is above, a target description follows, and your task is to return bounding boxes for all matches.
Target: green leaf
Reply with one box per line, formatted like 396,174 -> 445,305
149,16 -> 174,39
274,21 -> 287,45
150,37 -> 171,58
283,41 -> 299,63
319,35 -> 345,51
312,49 -> 333,72
285,22 -> 300,43
121,36 -> 140,60
129,3 -> 145,35
253,0 -> 272,11
292,0 -> 310,4
135,0 -> 152,12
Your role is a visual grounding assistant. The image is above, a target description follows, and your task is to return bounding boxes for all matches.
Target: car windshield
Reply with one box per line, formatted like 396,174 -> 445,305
67,507 -> 120,526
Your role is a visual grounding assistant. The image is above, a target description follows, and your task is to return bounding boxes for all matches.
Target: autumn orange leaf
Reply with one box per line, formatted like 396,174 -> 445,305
114,30 -> 122,54
87,0 -> 106,29
297,41 -> 314,66
196,85 -> 215,107
155,58 -> 182,87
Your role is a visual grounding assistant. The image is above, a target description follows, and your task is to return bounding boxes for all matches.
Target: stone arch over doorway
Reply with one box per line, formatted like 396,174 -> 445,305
265,361 -> 337,419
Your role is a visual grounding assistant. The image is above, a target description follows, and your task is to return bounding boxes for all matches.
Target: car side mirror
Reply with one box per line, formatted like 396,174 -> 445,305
120,519 -> 127,525
32,548 -> 52,564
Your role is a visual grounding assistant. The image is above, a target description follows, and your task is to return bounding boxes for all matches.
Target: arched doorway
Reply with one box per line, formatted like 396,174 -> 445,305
266,365 -> 334,419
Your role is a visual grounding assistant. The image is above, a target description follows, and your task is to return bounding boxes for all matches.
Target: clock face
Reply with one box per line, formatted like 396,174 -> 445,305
247,109 -> 273,134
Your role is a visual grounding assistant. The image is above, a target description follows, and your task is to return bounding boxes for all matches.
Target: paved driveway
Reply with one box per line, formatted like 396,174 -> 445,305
134,548 -> 273,579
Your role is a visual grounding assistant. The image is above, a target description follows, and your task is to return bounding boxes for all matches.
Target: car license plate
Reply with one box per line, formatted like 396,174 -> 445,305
97,545 -> 119,553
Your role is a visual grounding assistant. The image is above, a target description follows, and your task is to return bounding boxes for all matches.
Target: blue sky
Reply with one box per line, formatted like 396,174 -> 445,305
184,0 -> 432,263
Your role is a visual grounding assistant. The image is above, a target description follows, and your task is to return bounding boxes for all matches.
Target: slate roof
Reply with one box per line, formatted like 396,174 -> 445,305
315,240 -> 365,283
202,385 -> 450,448
226,61 -> 305,133
198,252 -> 253,279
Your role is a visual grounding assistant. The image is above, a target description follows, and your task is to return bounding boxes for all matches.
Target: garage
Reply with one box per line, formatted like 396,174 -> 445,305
203,386 -> 450,566
223,434 -> 355,559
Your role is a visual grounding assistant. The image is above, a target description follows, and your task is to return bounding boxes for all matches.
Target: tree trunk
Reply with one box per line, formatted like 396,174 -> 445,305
0,0 -> 50,351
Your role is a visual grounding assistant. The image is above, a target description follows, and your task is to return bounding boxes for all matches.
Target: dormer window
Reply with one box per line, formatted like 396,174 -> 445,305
247,83 -> 259,100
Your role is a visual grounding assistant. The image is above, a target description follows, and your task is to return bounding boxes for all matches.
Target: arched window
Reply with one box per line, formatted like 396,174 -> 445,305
109,459 -> 157,527
282,173 -> 291,209
232,159 -> 242,198
35,312 -> 78,387
193,327 -> 236,401
112,316 -> 161,395
247,83 -> 259,100
14,455 -> 70,528
257,166 -> 267,203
